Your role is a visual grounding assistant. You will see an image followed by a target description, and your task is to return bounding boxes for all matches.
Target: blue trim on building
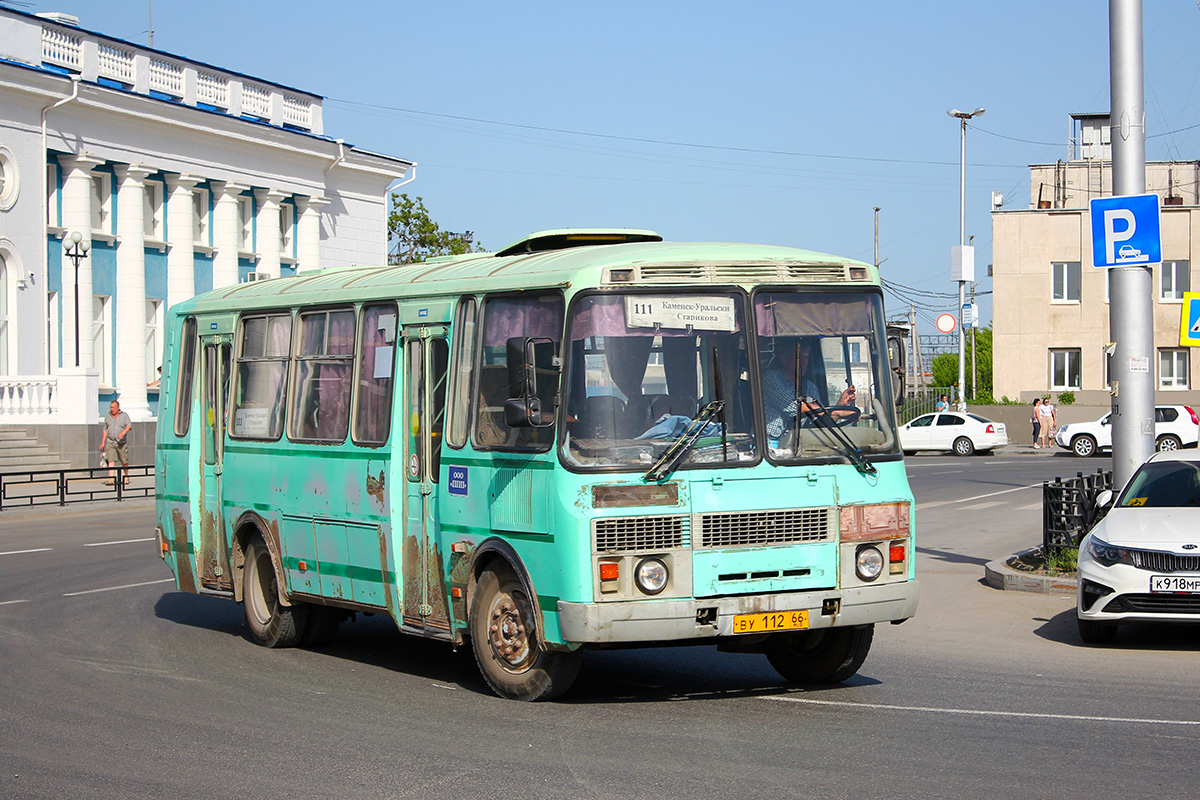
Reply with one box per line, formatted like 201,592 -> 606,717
193,254 -> 213,296
144,248 -> 167,300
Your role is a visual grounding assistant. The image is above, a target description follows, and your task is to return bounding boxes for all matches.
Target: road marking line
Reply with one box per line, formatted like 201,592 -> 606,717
1017,502 -> 1042,511
918,483 -> 1041,510
0,599 -> 31,606
84,538 -> 155,548
761,695 -> 1200,726
0,548 -> 52,557
63,578 -> 174,597
960,500 -> 1006,511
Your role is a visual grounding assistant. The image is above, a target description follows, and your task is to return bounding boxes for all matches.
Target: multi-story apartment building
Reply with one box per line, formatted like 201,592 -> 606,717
0,7 -> 413,430
993,112 -> 1200,404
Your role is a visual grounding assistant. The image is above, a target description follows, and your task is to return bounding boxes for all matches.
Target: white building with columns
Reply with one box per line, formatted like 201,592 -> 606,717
0,7 -> 413,434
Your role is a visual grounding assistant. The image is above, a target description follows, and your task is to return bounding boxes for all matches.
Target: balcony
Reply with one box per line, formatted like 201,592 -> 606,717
28,17 -> 321,134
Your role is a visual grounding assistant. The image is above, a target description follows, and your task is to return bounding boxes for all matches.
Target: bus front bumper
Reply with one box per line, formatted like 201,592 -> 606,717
556,580 -> 918,644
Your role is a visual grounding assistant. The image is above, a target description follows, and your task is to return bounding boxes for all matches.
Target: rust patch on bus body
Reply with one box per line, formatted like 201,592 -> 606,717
366,470 -> 385,507
171,506 -> 196,594
447,540 -> 475,624
378,525 -> 395,617
199,509 -> 220,586
401,533 -> 422,627
425,541 -> 450,631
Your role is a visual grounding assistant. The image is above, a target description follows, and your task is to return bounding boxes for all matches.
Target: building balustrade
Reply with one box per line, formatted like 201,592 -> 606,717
0,376 -> 58,421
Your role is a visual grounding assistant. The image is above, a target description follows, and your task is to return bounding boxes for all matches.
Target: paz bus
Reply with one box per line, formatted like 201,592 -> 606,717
154,229 -> 918,701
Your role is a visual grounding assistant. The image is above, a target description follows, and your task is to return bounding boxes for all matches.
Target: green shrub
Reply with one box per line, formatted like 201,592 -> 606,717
1057,391 -> 1076,405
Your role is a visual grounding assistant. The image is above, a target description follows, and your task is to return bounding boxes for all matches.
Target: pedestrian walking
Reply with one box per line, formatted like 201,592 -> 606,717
100,400 -> 132,486
1031,398 -> 1042,447
1037,397 -> 1056,449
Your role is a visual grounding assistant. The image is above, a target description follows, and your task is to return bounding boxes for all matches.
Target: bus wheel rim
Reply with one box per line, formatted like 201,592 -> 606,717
488,592 -> 532,672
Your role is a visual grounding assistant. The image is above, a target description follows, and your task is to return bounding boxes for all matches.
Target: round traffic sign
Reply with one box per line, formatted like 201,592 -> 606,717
936,313 -> 956,333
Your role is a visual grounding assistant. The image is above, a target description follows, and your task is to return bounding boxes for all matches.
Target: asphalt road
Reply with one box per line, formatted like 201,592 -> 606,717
2,452 -> 1198,799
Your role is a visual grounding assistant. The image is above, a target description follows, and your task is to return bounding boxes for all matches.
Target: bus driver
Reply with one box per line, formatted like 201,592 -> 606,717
762,340 -> 857,441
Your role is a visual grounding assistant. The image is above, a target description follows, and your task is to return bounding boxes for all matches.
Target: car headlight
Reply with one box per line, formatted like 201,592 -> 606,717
855,545 -> 884,581
634,557 -> 669,595
1087,536 -> 1136,567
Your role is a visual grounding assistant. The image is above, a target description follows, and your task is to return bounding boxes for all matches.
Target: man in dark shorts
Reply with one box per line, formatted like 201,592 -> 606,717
101,400 -> 132,486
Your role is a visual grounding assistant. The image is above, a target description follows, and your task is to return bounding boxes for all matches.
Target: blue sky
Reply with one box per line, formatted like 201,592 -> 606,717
23,0 -> 1200,331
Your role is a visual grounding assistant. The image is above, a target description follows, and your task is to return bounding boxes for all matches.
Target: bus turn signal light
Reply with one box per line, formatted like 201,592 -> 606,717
889,543 -> 906,574
600,563 -> 620,581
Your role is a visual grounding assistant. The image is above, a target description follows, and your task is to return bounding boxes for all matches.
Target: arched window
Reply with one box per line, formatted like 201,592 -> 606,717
0,253 -> 8,375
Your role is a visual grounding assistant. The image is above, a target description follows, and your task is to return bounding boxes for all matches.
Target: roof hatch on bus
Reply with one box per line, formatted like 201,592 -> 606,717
494,228 -> 662,257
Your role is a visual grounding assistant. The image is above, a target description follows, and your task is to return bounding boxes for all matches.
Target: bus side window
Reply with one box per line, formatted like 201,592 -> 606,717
231,312 -> 292,440
473,292 -> 563,451
290,308 -> 356,443
173,316 -> 198,436
446,297 -> 477,449
353,303 -> 398,446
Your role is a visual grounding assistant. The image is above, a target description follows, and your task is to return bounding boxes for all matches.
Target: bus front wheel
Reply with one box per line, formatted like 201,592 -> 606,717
243,536 -> 307,648
470,563 -> 581,701
765,624 -> 874,684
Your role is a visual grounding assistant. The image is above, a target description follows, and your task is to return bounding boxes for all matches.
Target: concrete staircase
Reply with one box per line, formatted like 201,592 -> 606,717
0,428 -> 71,473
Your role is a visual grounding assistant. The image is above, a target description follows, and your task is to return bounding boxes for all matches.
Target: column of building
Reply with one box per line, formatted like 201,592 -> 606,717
211,181 -> 248,289
295,195 -> 328,274
165,174 -> 203,311
57,153 -> 104,371
112,163 -> 155,421
254,188 -> 289,279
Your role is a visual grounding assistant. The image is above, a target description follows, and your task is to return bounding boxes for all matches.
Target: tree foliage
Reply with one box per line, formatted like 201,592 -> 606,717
931,326 -> 993,396
387,193 -> 482,264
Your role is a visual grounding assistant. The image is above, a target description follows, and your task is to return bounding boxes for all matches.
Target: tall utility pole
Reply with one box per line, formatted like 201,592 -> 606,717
948,107 -> 985,410
1108,0 -> 1155,487
873,206 -> 880,269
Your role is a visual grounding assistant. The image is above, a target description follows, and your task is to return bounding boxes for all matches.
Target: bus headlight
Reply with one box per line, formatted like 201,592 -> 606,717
634,557 -> 669,595
855,546 -> 884,582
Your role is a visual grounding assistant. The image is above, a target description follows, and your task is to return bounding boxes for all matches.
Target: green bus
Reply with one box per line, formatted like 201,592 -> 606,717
154,229 -> 918,701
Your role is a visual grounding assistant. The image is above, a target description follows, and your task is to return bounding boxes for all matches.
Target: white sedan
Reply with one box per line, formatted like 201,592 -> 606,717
1077,451 -> 1200,644
899,412 -> 1008,456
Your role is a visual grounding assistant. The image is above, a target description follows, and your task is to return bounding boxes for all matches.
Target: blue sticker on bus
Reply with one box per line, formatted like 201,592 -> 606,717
418,308 -> 428,317
210,322 -> 217,329
448,466 -> 468,496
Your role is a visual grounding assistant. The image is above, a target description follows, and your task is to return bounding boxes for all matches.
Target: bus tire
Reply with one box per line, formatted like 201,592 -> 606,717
765,624 -> 874,684
299,605 -> 343,647
243,536 -> 307,648
470,563 -> 581,701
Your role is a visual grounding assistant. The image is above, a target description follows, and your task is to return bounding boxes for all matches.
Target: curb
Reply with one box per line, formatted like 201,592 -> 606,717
984,547 -> 1077,595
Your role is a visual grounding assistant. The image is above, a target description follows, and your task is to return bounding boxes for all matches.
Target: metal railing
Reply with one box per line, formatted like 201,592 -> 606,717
900,387 -> 954,424
0,465 -> 154,510
1043,468 -> 1113,552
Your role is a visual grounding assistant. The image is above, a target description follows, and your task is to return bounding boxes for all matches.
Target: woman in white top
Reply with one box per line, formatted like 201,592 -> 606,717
1037,399 -> 1056,448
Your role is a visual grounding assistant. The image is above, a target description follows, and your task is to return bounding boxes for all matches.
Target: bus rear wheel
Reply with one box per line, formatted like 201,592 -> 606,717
243,536 -> 307,648
470,563 -> 581,701
765,624 -> 874,684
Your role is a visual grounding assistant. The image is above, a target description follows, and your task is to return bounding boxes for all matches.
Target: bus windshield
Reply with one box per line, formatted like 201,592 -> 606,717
562,292 -> 757,470
755,290 -> 898,462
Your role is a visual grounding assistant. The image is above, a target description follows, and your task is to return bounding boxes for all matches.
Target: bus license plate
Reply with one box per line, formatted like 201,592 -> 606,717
1150,575 -> 1200,593
732,610 -> 809,634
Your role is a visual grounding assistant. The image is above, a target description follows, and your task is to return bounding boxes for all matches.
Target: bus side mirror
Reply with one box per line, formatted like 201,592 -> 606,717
505,337 -> 557,428
887,334 -> 905,408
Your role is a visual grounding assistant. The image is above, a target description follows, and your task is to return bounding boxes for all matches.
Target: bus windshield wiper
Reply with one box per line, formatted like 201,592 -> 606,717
643,400 -> 725,482
799,399 -> 877,476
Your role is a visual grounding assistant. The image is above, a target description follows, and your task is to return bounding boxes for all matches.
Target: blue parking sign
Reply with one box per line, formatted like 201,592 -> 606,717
1090,193 -> 1161,268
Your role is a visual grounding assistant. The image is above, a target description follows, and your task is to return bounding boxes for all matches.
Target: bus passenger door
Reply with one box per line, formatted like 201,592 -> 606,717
401,327 -> 451,633
198,336 -> 232,591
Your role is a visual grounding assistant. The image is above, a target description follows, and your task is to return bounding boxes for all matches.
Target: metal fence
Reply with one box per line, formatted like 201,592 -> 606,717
0,464 -> 154,510
900,387 -> 954,424
1043,468 -> 1113,552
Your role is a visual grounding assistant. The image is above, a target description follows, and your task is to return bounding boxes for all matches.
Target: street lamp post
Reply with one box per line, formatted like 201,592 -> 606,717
62,230 -> 91,368
948,106 -> 985,410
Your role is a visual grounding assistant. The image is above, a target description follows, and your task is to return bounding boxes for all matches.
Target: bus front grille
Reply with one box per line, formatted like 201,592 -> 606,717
593,515 -> 688,553
696,508 -> 834,549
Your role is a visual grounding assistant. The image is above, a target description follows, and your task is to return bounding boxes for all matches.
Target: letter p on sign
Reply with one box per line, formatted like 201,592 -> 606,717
1104,208 -> 1136,264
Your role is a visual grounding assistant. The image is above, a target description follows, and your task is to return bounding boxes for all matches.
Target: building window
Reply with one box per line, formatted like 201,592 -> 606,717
1161,260 -> 1189,302
0,253 -> 8,375
193,189 -> 210,245
46,164 -> 60,226
1052,262 -> 1081,303
93,295 -> 111,385
238,195 -> 254,251
143,179 -> 164,240
1050,349 -> 1081,391
145,300 -> 163,383
279,203 -> 294,256
0,144 -> 17,212
1159,349 -> 1189,390
91,173 -> 111,234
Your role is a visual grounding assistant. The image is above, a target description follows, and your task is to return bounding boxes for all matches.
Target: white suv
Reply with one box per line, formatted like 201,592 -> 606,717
1055,405 -> 1200,457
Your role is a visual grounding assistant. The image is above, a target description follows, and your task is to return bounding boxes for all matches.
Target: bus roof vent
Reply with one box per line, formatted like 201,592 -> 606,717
495,228 -> 661,257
